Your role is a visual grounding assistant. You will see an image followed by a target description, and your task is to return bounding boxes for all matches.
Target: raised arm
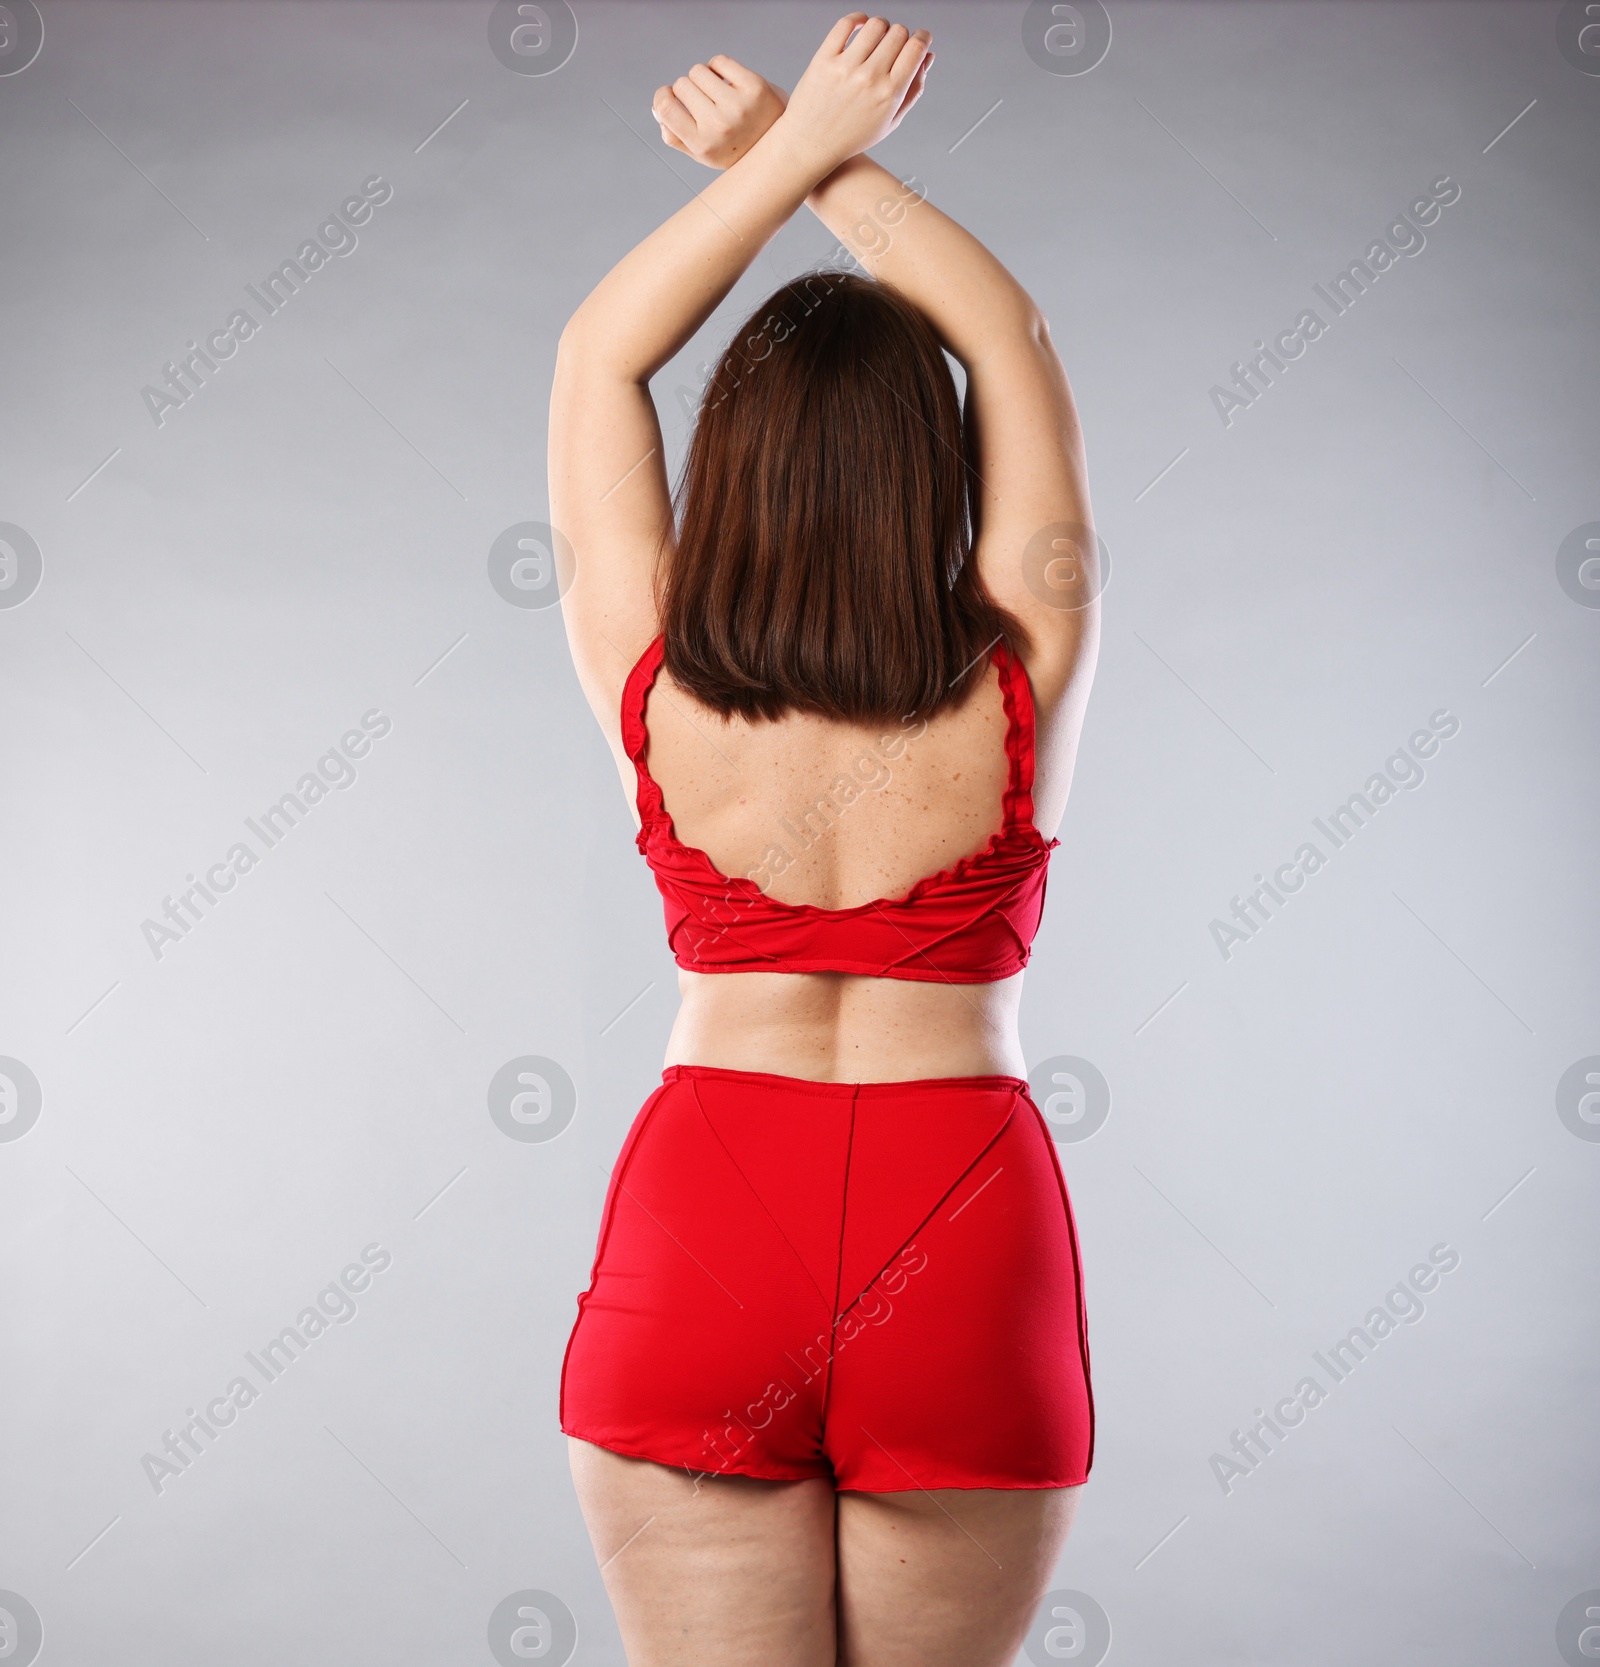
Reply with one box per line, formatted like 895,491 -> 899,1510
806,154 -> 1101,823
548,15 -> 934,761
652,48 -> 1098,834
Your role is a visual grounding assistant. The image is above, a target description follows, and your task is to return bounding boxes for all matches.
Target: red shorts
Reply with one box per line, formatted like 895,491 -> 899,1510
559,1064 -> 1094,1492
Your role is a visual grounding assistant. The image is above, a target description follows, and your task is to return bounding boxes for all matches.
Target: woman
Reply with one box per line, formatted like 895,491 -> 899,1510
549,15 -> 1100,1664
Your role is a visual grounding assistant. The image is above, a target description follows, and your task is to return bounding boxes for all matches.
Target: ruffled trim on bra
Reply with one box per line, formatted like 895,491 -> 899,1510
621,634 -> 1056,919
637,815 -> 1057,920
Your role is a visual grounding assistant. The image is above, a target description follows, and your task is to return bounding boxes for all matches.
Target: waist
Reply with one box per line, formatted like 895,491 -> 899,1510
661,1061 -> 1030,1096
662,966 -> 1027,1084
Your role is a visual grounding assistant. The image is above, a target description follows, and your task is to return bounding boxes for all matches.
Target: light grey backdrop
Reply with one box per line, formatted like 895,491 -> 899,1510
1,1 -> 1597,1663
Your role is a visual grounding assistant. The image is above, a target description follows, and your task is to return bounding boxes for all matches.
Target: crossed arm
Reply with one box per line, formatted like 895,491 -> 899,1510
548,13 -> 1097,803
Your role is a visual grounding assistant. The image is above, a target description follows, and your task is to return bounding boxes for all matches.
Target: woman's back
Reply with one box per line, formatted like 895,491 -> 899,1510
620,640 -> 1066,1083
639,654 -> 1012,913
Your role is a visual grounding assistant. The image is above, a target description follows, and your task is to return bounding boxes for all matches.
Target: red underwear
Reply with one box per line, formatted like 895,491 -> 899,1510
559,1064 -> 1094,1491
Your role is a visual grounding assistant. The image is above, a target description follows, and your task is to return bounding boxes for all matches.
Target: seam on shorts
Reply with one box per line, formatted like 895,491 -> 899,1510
834,1473 -> 1089,1495
820,1084 -> 860,1428
1019,1088 -> 1096,1477
663,1064 -> 1030,1099
561,1426 -> 830,1485
832,1093 -> 1019,1324
688,1077 -> 835,1316
557,1081 -> 672,1427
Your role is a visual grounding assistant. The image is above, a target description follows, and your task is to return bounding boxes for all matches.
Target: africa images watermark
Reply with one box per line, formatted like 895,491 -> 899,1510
696,1241 -> 929,1477
1210,175 -> 1461,427
1208,707 -> 1461,961
742,712 -> 923,895
680,642 -> 1016,938
664,710 -> 921,969
140,174 -> 394,428
1209,1241 -> 1461,1495
140,1242 -> 394,1494
140,708 -> 393,959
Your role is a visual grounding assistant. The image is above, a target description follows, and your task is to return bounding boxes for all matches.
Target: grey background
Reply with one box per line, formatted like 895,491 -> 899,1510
1,1 -> 1596,1662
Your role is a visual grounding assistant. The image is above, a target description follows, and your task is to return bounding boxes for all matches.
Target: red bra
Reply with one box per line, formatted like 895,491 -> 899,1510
622,636 -> 1059,983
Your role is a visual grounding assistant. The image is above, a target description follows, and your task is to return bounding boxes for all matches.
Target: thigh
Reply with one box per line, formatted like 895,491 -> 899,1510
835,1485 -> 1084,1667
568,1437 -> 838,1667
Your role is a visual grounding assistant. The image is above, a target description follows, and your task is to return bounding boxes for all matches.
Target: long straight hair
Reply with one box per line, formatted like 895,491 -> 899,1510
657,271 -> 1026,723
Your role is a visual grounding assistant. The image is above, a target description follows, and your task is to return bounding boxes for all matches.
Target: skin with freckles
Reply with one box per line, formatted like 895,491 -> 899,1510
552,15 -> 1097,1662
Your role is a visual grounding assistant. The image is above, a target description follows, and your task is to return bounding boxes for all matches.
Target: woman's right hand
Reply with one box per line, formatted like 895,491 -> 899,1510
778,14 -> 933,176
653,57 -> 790,170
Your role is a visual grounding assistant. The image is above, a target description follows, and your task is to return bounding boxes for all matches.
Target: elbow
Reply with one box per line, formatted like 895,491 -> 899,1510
557,301 -> 619,362
967,302 -> 1063,378
991,293 -> 1057,359
1022,306 -> 1071,382
557,311 -> 648,385
551,328 -> 587,399
556,309 -> 597,364
952,297 -> 1057,376
556,306 -> 656,383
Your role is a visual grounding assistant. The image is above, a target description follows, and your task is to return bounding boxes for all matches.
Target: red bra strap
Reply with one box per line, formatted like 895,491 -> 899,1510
626,632 -> 1039,832
994,640 -> 1038,829
620,635 -> 668,828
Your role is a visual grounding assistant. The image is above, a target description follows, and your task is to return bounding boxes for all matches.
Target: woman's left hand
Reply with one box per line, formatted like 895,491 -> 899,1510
652,55 -> 788,169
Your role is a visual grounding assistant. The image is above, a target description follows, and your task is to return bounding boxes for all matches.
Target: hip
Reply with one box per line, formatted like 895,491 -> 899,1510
583,1061 -> 1084,1316
562,1060 -> 1095,1486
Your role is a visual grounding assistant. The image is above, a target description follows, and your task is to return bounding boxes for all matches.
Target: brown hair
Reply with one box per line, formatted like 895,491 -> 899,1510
657,271 -> 1027,723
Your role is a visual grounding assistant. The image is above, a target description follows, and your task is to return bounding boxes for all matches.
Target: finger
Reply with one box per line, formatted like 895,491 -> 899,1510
820,12 -> 869,56
842,15 -> 890,63
706,53 -> 758,90
894,46 -> 933,118
887,26 -> 931,89
686,61 -> 731,101
863,19 -> 911,71
651,85 -> 698,145
671,70 -> 720,123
